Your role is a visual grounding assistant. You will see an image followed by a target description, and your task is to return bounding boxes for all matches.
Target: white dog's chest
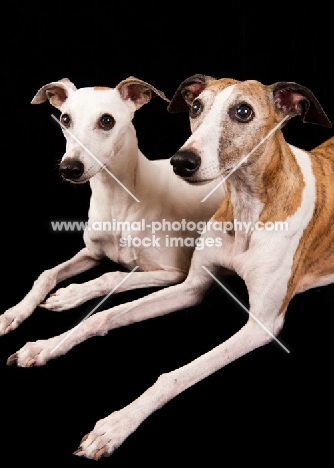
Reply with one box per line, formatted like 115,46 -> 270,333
83,217 -> 192,272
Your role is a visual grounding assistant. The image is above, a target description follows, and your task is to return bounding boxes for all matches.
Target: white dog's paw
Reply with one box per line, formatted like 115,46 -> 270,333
0,306 -> 27,335
74,410 -> 141,460
7,339 -> 56,367
41,283 -> 89,311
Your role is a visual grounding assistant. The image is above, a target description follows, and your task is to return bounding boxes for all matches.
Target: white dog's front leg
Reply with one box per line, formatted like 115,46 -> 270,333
41,269 -> 187,311
7,274 -> 210,367
74,316 -> 279,460
0,248 -> 101,335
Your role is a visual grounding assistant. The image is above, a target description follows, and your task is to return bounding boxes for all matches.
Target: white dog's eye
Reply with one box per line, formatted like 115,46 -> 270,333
231,103 -> 254,123
100,114 -> 115,130
190,99 -> 203,118
60,113 -> 71,127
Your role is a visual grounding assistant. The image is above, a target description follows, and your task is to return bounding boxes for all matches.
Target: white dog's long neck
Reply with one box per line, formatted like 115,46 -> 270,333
90,124 -> 162,219
88,124 -> 155,218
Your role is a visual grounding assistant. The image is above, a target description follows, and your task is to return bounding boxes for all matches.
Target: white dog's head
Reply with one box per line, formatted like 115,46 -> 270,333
32,77 -> 169,183
168,74 -> 331,184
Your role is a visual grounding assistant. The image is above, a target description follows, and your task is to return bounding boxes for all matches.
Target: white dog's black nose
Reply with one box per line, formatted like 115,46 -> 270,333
59,160 -> 84,180
170,150 -> 201,177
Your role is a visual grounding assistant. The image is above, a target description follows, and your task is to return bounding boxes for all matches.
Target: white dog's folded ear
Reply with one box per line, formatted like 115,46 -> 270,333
168,74 -> 215,113
31,78 -> 77,108
271,82 -> 332,128
116,77 -> 170,109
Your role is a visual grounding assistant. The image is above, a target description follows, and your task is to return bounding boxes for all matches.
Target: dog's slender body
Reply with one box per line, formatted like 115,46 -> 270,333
0,77 -> 223,334
6,76 -> 334,460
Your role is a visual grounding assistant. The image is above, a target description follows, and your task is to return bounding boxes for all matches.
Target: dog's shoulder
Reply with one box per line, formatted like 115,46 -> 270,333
310,136 -> 334,162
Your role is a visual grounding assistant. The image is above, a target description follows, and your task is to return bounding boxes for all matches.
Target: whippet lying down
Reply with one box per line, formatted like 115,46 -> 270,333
0,76 -> 223,335
6,75 -> 334,460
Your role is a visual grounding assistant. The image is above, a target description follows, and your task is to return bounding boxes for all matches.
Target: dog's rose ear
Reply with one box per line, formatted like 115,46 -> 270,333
272,82 -> 332,128
168,75 -> 214,113
116,77 -> 170,110
31,78 -> 77,108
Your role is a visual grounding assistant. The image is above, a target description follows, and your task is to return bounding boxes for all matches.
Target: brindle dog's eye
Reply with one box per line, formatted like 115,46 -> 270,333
190,99 -> 203,118
60,114 -> 71,127
100,114 -> 115,129
234,104 -> 254,122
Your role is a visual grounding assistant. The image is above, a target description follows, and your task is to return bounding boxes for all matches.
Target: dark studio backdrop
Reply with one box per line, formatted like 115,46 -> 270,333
2,3 -> 333,466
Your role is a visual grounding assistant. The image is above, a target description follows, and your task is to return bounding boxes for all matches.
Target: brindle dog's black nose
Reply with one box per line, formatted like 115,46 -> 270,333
59,160 -> 84,180
170,150 -> 201,177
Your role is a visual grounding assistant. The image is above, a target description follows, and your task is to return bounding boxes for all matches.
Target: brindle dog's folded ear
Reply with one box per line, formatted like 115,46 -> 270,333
271,82 -> 332,128
168,74 -> 215,113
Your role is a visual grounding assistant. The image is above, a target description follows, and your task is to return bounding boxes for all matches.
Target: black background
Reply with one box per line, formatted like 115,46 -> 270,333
2,2 -> 334,466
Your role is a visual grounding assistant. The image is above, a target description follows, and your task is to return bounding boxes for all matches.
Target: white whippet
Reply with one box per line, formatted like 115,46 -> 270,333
6,75 -> 334,460
0,76 -> 223,335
